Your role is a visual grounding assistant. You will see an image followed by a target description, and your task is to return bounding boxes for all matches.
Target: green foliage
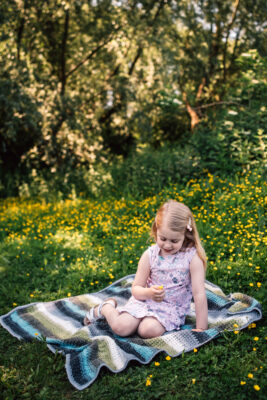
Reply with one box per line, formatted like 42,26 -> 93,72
190,50 -> 267,175
16,161 -> 113,201
108,145 -> 198,198
1,1 -> 266,198
0,74 -> 42,167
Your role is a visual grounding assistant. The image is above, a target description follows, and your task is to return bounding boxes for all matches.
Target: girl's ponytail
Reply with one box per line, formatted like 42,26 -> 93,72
189,214 -> 207,270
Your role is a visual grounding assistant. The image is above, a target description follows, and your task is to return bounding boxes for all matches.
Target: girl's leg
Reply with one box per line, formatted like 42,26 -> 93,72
101,303 -> 141,337
137,316 -> 165,339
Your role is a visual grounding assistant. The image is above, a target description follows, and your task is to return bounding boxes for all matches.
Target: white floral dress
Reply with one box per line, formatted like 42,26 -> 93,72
118,244 -> 197,331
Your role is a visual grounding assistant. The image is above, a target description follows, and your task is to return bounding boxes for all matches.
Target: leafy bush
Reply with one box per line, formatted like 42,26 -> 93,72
0,76 -> 42,159
190,50 -> 267,175
109,145 -> 201,198
16,162 -> 113,202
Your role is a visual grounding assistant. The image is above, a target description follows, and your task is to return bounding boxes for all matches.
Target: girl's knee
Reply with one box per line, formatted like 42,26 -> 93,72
111,317 -> 138,337
138,326 -> 158,339
137,319 -> 165,339
111,320 -> 128,336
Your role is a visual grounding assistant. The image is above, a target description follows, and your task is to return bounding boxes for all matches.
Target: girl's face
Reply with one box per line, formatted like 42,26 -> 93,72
156,223 -> 185,257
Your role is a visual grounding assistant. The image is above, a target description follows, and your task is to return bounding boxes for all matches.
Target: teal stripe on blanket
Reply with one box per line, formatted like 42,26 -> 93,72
0,275 -> 262,391
206,291 -> 229,307
11,310 -> 42,338
46,337 -> 88,351
114,335 -> 157,361
79,348 -> 96,382
62,300 -> 87,317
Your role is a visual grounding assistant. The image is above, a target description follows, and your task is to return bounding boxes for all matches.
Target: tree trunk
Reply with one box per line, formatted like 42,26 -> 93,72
182,92 -> 200,131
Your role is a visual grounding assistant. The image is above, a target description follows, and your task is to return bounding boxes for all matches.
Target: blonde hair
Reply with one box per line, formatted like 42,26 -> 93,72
151,199 -> 207,270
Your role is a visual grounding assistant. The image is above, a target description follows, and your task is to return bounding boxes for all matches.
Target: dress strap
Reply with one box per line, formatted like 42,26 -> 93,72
148,244 -> 159,265
187,247 -> 197,263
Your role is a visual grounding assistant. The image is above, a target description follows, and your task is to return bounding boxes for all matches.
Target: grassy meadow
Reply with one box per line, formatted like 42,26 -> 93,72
0,169 -> 266,399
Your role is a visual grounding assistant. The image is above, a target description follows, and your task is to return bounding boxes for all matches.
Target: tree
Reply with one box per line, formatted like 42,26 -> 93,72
155,0 -> 266,130
0,0 -> 265,196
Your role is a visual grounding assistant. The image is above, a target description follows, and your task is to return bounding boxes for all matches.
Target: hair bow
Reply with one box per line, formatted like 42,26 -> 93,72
187,217 -> 192,231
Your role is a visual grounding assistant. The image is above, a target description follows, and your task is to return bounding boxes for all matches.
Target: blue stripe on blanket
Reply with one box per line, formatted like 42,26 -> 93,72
81,348 -> 95,380
205,328 -> 219,338
206,291 -> 229,308
54,301 -> 85,324
46,337 -> 88,352
61,300 -> 86,316
115,335 -> 156,361
1,313 -> 33,341
69,348 -> 95,386
10,311 -> 41,338
105,286 -> 132,299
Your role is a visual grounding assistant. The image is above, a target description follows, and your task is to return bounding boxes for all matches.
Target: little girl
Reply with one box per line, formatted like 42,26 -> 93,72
84,200 -> 208,338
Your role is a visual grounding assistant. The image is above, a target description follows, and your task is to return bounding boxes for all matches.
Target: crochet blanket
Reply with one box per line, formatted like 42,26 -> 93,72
0,275 -> 262,390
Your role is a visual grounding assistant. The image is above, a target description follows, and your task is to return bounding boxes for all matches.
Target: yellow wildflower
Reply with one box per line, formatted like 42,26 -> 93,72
248,373 -> 253,379
192,379 -> 196,384
155,362 -> 160,366
240,381 -> 246,385
146,378 -> 151,386
165,356 -> 171,360
254,385 -> 260,391
193,348 -> 198,353
253,337 -> 259,341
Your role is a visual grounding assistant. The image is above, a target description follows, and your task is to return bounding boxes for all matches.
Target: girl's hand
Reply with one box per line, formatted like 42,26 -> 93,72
149,285 -> 165,302
192,328 -> 206,332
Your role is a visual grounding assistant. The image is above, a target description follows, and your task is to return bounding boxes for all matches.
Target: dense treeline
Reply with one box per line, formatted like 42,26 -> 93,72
0,0 -> 266,198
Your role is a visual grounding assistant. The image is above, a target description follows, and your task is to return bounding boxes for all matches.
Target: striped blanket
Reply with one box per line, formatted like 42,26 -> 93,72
0,275 -> 262,390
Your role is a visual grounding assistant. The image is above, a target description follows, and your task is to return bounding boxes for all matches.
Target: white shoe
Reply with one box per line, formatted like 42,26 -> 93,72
83,298 -> 117,325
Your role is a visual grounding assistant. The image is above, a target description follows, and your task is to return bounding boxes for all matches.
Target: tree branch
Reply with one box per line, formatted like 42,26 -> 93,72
128,46 -> 143,75
183,92 -> 200,131
196,77 -> 206,100
60,9 -> 69,96
223,0 -> 240,81
127,1 -> 167,77
16,0 -> 29,62
193,101 -> 239,111
65,25 -> 122,80
230,24 -> 242,66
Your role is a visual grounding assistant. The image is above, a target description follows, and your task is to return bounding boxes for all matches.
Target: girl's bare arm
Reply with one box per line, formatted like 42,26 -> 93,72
190,253 -> 208,331
132,250 -> 164,302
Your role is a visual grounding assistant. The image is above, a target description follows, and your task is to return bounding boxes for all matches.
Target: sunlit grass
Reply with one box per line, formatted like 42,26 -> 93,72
0,168 -> 266,399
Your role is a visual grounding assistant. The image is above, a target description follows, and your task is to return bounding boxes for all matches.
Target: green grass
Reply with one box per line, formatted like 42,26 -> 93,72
0,169 -> 266,399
